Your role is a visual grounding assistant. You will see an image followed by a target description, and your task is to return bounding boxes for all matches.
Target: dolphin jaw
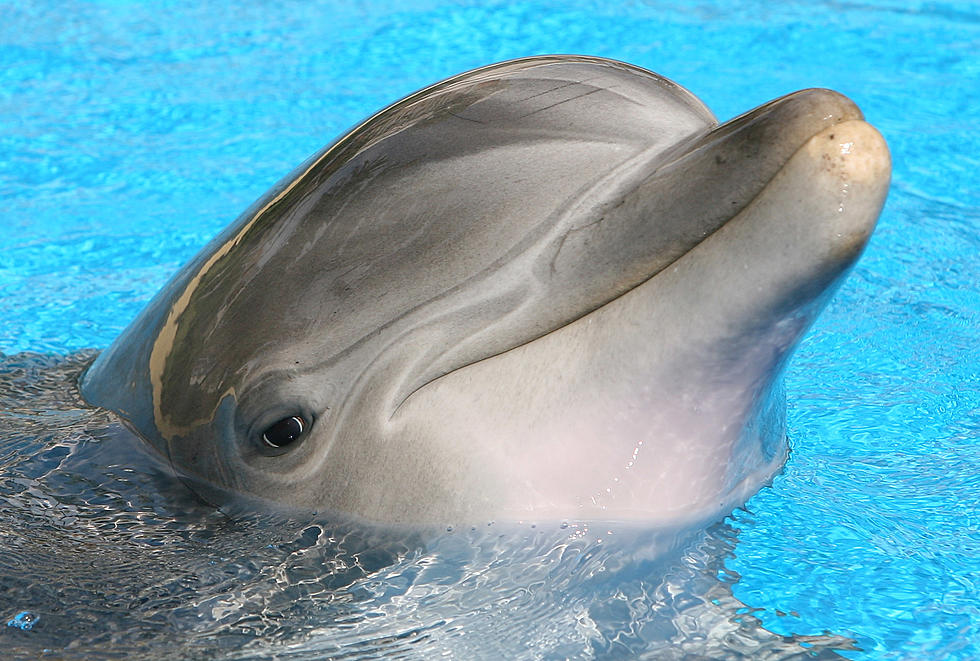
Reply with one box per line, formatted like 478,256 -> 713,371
369,110 -> 890,526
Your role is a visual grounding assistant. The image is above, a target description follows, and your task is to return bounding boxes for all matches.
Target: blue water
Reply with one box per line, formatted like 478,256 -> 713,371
1,0 -> 978,658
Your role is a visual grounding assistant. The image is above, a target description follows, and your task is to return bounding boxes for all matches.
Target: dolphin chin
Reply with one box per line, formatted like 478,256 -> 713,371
80,56 -> 890,527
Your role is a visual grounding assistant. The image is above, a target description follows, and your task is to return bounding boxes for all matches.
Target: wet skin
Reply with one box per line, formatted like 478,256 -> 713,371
81,56 -> 890,526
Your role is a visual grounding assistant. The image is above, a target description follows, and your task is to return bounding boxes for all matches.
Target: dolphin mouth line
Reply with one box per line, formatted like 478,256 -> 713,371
389,115 -> 858,418
245,103 -> 843,435
424,120 -> 863,384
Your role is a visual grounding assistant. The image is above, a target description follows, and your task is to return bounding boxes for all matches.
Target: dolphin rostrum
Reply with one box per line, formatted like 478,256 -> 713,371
81,56 -> 890,527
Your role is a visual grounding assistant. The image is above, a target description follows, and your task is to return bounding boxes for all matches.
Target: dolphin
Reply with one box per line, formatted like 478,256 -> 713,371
80,55 -> 890,527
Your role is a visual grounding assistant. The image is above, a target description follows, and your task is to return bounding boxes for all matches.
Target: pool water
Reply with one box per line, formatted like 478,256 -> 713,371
2,0 -> 978,658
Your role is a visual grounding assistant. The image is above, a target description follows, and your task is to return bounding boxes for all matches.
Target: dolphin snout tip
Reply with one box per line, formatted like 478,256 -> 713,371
808,119 -> 891,189
797,118 -> 891,258
793,87 -> 864,123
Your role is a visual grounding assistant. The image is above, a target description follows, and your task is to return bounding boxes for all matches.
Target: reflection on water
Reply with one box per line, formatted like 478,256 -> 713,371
0,352 -> 853,659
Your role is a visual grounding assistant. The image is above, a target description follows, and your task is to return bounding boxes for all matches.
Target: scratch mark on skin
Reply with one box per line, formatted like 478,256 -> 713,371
516,87 -> 604,120
452,76 -> 609,123
549,215 -> 607,275
513,80 -> 581,103
446,111 -> 485,124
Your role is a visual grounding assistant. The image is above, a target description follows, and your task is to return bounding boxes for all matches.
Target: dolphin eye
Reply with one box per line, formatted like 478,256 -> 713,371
261,415 -> 306,449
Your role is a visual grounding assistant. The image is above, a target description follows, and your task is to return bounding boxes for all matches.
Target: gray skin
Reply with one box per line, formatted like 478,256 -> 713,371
81,56 -> 890,527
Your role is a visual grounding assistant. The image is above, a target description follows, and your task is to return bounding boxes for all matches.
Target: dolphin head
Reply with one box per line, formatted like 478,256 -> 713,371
81,56 -> 890,526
